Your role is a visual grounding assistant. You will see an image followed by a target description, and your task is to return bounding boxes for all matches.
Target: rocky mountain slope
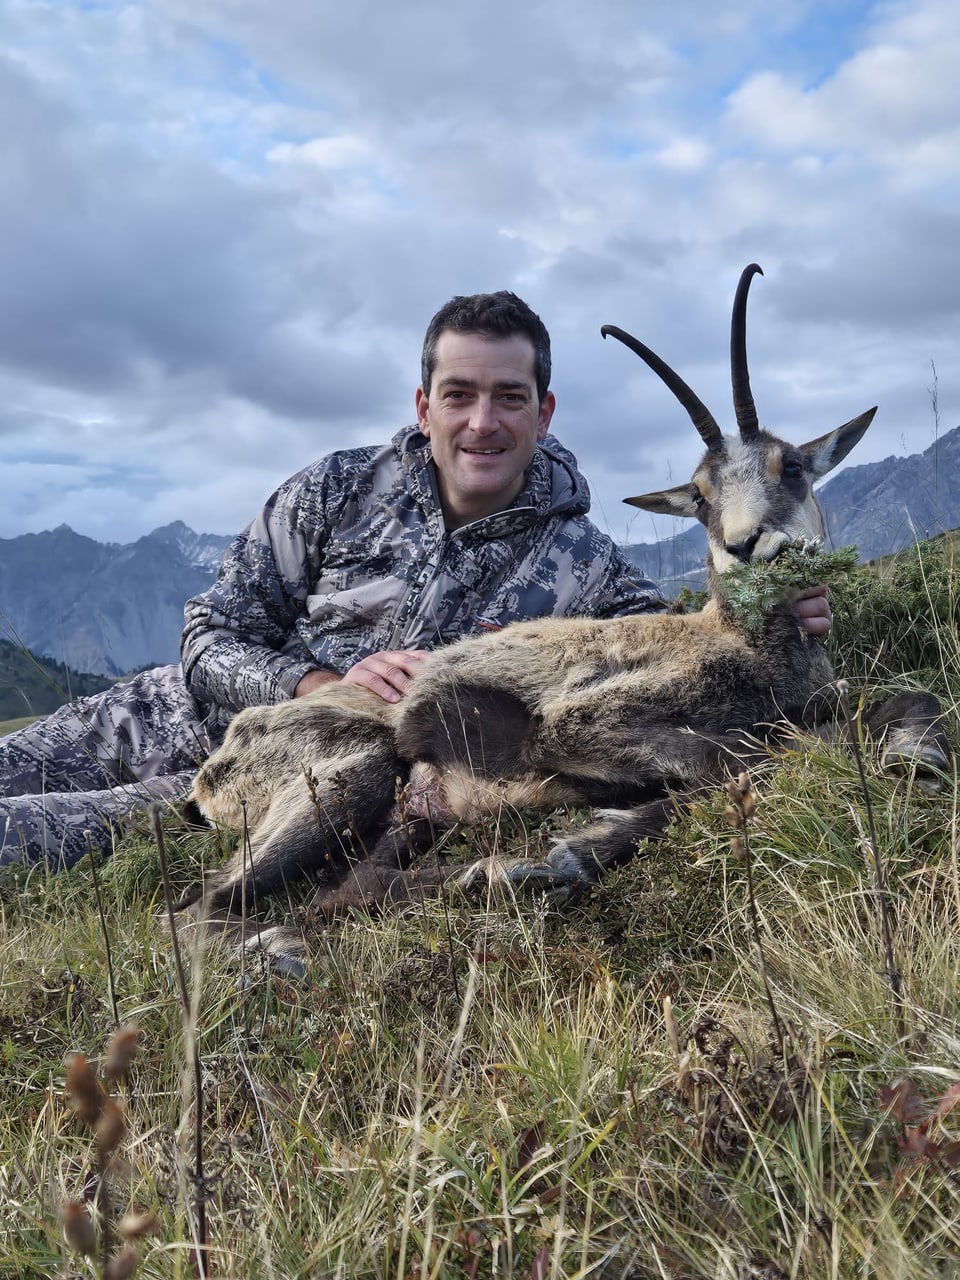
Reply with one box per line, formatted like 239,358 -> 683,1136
0,521 -> 232,677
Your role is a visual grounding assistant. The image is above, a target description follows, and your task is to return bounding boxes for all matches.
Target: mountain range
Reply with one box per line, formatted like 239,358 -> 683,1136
2,427 -> 958,678
0,521 -> 232,678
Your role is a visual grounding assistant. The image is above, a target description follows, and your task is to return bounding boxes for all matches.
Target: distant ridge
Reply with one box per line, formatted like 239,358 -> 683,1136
0,521 -> 232,677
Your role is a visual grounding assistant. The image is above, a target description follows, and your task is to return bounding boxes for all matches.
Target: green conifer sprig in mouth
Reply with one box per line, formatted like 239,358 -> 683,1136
718,540 -> 859,635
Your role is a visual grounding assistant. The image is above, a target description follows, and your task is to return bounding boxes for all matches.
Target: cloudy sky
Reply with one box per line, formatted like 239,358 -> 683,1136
2,0 -> 958,551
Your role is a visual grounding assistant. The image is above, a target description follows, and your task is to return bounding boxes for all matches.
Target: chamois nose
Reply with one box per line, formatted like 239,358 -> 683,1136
724,528 -> 762,562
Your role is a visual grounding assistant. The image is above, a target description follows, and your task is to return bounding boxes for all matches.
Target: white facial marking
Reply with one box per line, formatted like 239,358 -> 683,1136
709,435 -> 823,572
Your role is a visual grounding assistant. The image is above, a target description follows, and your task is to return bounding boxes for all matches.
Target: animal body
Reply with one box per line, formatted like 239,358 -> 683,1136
179,265 -> 948,970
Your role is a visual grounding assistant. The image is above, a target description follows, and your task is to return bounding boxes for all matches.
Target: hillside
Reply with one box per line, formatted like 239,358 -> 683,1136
0,639 -> 117,721
0,533 -> 957,1277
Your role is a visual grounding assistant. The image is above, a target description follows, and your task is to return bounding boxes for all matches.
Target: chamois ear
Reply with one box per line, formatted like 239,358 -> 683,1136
800,407 -> 877,480
624,484 -> 703,518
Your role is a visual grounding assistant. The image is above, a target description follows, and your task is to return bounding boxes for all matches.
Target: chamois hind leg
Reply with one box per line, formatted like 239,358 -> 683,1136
454,794 -> 688,893
862,690 -> 951,791
232,816 -> 454,971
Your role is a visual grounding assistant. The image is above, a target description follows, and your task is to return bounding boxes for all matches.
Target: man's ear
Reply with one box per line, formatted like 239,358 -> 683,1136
415,386 -> 431,436
537,390 -> 556,440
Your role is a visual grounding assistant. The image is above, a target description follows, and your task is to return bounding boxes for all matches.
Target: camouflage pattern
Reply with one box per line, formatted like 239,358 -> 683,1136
2,427 -> 664,868
181,427 -> 664,715
0,665 -> 219,868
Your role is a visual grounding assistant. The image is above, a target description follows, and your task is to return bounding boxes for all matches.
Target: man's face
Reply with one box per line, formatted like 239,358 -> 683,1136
415,330 -> 556,528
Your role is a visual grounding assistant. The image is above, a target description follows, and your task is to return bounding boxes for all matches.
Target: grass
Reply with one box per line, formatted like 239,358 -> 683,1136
0,537 -> 958,1278
0,714 -> 39,735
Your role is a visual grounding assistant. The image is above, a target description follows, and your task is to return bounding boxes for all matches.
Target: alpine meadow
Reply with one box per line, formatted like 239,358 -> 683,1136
0,532 -> 957,1279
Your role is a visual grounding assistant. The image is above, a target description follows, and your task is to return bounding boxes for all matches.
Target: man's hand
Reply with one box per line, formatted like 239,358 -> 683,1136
794,585 -> 831,638
294,650 -> 431,703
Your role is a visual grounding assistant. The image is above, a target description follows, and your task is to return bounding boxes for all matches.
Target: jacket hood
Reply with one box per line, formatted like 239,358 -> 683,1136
392,425 -> 592,532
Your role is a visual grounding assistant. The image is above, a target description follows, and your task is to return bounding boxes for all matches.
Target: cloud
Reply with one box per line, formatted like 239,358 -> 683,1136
0,0 -> 956,553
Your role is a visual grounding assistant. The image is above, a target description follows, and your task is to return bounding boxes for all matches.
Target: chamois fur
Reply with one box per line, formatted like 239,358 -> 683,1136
178,266 -> 948,971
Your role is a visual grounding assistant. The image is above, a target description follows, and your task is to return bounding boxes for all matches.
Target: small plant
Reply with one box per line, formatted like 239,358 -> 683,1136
61,1026 -> 158,1278
719,540 -> 860,635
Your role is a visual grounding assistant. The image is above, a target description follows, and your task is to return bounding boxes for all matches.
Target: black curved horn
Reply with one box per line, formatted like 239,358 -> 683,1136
731,263 -> 763,440
601,324 -> 723,451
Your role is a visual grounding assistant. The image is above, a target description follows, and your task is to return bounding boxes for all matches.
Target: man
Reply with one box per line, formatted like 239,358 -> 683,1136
0,291 -> 830,867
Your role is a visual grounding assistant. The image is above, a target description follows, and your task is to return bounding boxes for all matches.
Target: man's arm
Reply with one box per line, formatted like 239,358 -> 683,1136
181,464 -> 334,714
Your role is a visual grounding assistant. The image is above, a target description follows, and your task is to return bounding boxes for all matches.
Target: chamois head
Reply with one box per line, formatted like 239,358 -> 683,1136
603,264 -> 876,579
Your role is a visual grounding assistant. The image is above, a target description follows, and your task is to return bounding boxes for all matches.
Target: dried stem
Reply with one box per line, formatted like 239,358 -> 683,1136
150,804 -> 208,1275
85,830 -> 119,1026
835,681 -> 907,1042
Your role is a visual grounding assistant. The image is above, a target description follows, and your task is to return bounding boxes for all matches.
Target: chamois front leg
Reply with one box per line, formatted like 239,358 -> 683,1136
453,794 -> 687,893
448,725 -> 769,896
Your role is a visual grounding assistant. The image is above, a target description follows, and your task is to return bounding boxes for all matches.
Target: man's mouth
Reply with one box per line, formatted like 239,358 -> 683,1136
462,447 -> 507,455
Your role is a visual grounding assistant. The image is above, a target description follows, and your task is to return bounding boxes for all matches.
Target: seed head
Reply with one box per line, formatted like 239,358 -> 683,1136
117,1210 -> 160,1240
65,1053 -> 105,1126
94,1096 -> 127,1157
103,1244 -> 140,1280
61,1200 -> 98,1256
102,1025 -> 140,1082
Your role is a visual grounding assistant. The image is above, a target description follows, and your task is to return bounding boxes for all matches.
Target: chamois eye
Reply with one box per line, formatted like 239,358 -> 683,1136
692,487 -> 706,509
782,459 -> 803,480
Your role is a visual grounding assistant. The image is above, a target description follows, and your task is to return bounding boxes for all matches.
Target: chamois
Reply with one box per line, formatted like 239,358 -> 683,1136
178,265 -> 948,969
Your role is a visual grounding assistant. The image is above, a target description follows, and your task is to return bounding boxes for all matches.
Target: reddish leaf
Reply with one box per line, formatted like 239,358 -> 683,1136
878,1078 -> 925,1125
932,1082 -> 960,1120
517,1121 -> 546,1173
898,1126 -> 941,1161
529,1244 -> 551,1280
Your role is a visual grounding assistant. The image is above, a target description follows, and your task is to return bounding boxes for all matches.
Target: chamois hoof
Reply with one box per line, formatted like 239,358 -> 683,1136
241,925 -> 311,980
881,740 -> 951,794
453,856 -> 539,891
453,845 -> 596,894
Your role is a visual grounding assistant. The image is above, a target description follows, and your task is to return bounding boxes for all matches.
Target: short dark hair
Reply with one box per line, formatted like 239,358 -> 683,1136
420,291 -> 552,403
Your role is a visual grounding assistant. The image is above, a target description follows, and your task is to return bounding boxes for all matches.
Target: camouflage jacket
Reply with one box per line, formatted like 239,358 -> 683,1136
181,426 -> 664,718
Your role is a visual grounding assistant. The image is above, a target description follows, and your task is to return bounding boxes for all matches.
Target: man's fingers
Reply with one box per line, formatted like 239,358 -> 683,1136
793,584 -> 831,637
342,650 -> 431,702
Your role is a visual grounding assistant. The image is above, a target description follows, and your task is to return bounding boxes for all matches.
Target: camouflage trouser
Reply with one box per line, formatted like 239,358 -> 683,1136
0,664 -> 226,870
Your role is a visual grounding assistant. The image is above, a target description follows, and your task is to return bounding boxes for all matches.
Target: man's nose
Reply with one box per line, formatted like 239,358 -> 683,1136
470,398 -> 499,433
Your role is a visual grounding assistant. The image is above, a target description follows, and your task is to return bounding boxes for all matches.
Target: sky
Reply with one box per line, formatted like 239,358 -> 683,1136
1,0 -> 958,550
